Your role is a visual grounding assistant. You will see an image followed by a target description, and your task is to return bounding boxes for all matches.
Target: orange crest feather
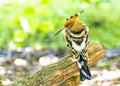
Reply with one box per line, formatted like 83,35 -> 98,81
64,10 -> 83,28
54,10 -> 84,36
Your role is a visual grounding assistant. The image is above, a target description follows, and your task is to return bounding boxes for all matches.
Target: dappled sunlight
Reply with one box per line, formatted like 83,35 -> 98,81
14,58 -> 28,66
39,55 -> 59,66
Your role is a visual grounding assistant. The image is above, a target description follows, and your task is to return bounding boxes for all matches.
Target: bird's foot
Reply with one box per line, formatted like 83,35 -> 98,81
69,58 -> 82,68
69,58 -> 78,62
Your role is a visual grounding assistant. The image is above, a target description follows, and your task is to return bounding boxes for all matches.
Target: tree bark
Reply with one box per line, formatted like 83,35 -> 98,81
8,41 -> 104,86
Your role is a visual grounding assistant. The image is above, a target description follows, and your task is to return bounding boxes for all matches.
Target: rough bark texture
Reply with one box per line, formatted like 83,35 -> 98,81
8,41 -> 104,86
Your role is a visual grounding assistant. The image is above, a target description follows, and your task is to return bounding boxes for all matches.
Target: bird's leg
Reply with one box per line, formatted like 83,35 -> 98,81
69,53 -> 82,69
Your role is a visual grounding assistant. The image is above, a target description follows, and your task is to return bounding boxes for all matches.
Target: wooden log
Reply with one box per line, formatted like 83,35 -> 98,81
8,41 -> 104,86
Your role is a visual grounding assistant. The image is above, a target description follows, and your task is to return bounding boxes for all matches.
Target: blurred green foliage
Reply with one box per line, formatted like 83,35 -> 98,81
0,0 -> 120,49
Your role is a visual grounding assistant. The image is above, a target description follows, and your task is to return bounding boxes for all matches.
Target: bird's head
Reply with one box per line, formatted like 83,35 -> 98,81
54,10 -> 84,36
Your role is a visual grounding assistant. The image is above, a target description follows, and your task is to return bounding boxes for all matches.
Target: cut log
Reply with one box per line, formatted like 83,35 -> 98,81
8,41 -> 104,86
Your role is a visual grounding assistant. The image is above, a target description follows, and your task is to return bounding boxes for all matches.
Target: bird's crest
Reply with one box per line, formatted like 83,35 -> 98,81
64,10 -> 84,28
54,10 -> 84,36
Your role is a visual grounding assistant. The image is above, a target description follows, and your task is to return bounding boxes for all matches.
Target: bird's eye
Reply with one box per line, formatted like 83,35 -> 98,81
67,23 -> 70,26
67,23 -> 71,29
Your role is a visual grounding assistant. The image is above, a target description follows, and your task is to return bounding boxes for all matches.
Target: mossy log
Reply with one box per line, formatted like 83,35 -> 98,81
8,41 -> 104,86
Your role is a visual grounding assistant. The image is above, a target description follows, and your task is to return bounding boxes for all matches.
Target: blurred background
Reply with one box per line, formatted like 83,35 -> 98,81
0,0 -> 120,85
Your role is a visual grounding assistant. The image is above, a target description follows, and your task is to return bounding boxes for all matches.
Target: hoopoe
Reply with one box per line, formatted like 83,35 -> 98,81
54,10 -> 91,81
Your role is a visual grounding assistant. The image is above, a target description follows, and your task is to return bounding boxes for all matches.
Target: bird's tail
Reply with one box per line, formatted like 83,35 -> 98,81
79,55 -> 92,81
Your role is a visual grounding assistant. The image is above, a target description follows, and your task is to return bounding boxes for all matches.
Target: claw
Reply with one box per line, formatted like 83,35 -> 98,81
69,58 -> 78,62
69,58 -> 82,69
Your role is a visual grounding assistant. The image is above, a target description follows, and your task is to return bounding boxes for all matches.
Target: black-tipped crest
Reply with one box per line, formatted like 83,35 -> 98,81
66,18 -> 68,20
54,10 -> 84,36
74,10 -> 84,17
75,13 -> 79,16
70,16 -> 73,18
80,10 -> 84,14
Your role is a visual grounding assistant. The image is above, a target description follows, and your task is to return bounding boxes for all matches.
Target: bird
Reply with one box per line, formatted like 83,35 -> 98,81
54,10 -> 92,81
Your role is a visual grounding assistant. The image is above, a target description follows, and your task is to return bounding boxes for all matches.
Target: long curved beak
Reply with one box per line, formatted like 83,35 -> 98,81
54,28 -> 64,36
